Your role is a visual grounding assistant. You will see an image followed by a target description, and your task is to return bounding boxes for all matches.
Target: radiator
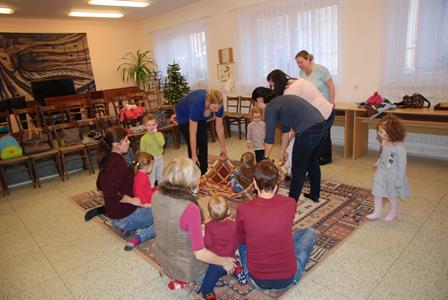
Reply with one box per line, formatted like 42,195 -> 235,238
332,126 -> 448,161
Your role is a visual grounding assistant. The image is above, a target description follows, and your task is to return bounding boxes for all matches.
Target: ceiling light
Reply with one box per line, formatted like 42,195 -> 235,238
0,7 -> 14,14
88,0 -> 149,7
68,11 -> 124,18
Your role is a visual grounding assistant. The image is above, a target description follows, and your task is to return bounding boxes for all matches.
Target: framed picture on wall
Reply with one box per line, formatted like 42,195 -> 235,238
218,48 -> 234,64
217,63 -> 235,82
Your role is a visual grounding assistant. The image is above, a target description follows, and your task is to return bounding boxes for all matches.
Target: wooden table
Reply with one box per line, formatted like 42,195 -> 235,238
335,103 -> 448,159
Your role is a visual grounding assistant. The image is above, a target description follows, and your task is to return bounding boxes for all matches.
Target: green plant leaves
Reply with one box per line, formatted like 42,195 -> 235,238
117,50 -> 157,90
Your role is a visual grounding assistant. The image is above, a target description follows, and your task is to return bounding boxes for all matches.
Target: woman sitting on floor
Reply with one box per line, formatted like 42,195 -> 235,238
96,127 -> 156,251
237,160 -> 317,290
151,158 -> 236,290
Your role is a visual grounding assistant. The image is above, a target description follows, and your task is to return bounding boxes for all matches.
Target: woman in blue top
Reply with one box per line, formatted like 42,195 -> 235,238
295,50 -> 335,165
174,89 -> 227,174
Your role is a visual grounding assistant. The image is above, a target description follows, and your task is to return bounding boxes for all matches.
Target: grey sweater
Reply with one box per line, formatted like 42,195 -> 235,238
264,95 -> 324,144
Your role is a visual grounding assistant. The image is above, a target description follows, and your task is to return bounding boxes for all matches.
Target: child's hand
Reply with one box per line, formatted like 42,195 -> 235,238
247,141 -> 253,149
279,152 -> 288,165
170,114 -> 178,124
222,257 -> 237,275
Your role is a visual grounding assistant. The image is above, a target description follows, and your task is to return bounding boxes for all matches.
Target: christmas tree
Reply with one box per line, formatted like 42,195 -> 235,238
163,62 -> 190,105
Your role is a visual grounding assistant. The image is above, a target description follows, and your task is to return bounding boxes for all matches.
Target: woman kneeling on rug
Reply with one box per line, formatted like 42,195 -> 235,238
236,160 -> 317,290
151,158 -> 236,291
96,127 -> 156,251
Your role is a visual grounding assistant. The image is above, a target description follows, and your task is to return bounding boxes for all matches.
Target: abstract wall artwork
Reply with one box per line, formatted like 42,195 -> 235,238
0,33 -> 96,100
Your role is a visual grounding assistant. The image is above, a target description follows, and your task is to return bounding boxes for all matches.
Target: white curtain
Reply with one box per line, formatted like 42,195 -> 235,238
236,0 -> 338,93
152,19 -> 208,89
380,0 -> 448,101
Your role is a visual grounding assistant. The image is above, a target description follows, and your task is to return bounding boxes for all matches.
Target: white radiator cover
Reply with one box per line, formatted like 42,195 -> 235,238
332,126 -> 448,161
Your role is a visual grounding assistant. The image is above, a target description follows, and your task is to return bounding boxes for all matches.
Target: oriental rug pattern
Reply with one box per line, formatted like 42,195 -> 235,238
69,158 -> 373,299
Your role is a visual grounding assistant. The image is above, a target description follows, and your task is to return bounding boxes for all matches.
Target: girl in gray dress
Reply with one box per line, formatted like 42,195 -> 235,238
367,115 -> 409,221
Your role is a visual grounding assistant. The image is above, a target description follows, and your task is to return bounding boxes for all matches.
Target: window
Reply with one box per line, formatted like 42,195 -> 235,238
237,1 -> 338,90
381,0 -> 448,99
152,19 -> 207,88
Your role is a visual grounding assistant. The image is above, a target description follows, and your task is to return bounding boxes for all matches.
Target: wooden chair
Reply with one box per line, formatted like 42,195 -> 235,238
207,117 -> 217,143
13,107 -> 41,131
13,107 -> 64,187
224,96 -> 247,140
155,108 -> 180,149
50,122 -> 94,180
46,94 -> 92,120
141,91 -> 162,112
239,96 -> 253,137
38,104 -> 70,128
0,113 -> 35,196
111,95 -> 145,128
90,98 -> 107,117
77,118 -> 101,172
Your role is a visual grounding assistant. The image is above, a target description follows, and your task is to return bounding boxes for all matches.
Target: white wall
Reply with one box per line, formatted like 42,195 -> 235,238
0,17 -> 143,90
141,0 -> 448,160
142,0 -> 387,103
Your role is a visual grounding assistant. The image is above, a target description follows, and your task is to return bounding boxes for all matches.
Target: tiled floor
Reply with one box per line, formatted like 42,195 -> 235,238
1,136 -> 447,299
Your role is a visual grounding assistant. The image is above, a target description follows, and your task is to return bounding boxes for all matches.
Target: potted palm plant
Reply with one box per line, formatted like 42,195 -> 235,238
117,50 -> 157,90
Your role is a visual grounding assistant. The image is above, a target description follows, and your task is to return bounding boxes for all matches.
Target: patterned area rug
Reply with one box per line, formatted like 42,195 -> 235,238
70,157 -> 373,299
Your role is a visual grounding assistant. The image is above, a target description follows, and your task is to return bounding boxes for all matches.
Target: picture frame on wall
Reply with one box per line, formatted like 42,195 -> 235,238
218,48 -> 234,64
217,63 -> 235,82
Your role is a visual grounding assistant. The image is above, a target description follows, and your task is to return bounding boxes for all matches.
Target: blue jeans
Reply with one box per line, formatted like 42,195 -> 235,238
289,121 -> 326,201
239,228 -> 317,290
198,264 -> 227,295
111,207 -> 156,242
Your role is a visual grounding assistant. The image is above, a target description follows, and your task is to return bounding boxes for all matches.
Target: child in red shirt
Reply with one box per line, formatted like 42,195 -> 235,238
133,152 -> 157,206
199,196 -> 241,300
123,152 -> 157,251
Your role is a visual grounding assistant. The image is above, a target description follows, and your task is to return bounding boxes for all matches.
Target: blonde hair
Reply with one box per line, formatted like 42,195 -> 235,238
206,89 -> 224,105
143,114 -> 157,125
208,196 -> 228,221
161,158 -> 201,190
134,152 -> 154,172
250,105 -> 263,122
295,50 -> 314,62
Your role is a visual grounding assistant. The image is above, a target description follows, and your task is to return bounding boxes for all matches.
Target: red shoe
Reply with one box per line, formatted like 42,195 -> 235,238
168,279 -> 189,290
204,292 -> 217,300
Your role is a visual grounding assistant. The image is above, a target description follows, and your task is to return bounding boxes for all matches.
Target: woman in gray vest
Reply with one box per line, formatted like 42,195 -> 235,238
152,158 -> 236,288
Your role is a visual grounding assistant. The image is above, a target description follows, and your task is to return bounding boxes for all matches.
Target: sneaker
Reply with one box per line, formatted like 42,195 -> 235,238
167,279 -> 189,290
204,292 -> 216,300
234,266 -> 248,285
319,159 -> 332,166
124,234 -> 142,251
84,205 -> 106,221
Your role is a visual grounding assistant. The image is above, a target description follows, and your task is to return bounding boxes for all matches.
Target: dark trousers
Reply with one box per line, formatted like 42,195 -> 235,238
199,264 -> 227,296
320,109 -> 335,163
289,122 -> 326,201
179,120 -> 208,175
254,149 -> 265,163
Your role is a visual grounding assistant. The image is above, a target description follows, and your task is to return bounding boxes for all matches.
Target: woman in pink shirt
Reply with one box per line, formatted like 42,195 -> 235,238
151,158 -> 236,291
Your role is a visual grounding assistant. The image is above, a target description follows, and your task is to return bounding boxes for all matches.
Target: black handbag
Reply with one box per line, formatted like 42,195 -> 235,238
396,93 -> 431,109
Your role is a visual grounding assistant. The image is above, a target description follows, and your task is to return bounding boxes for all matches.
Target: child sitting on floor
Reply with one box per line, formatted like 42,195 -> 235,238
230,151 -> 256,192
121,152 -> 157,250
198,196 -> 244,300
133,152 -> 157,207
